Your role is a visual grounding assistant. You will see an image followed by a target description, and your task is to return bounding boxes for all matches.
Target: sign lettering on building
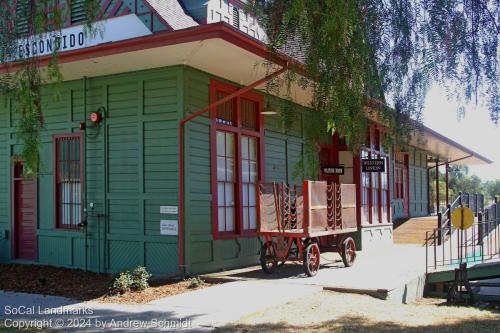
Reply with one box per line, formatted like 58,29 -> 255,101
160,206 -> 178,215
13,14 -> 152,61
160,220 -> 178,236
361,158 -> 385,172
321,166 -> 345,175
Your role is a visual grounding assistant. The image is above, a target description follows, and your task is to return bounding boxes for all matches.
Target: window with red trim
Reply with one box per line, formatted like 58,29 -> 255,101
360,127 -> 390,224
211,81 -> 263,238
54,134 -> 83,229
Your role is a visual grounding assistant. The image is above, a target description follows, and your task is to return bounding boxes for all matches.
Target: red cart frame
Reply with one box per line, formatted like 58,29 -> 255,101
258,181 -> 358,276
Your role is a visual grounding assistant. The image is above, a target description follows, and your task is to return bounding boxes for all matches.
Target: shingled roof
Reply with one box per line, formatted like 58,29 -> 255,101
146,0 -> 198,30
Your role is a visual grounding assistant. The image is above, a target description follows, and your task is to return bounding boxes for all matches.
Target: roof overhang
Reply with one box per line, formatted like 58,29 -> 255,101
411,125 -> 493,166
366,105 -> 492,166
0,22 -> 312,107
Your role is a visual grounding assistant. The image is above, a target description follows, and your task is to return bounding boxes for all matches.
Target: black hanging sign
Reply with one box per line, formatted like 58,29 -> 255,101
321,166 -> 345,175
361,159 -> 385,172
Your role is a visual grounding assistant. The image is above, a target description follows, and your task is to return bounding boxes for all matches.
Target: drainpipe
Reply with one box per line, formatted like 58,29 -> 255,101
177,66 -> 287,276
83,76 -> 88,272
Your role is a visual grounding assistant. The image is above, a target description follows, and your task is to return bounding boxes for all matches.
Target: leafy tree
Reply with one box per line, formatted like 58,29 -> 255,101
251,0 -> 499,159
484,179 -> 500,202
0,0 -> 99,174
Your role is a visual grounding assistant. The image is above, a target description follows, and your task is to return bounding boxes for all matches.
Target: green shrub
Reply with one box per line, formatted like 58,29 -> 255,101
130,266 -> 152,291
187,277 -> 204,289
110,266 -> 151,294
111,271 -> 133,294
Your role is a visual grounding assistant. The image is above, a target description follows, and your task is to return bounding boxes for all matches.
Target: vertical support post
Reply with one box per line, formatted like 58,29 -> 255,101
477,212 -> 483,246
427,167 -> 431,214
437,211 -> 442,246
436,158 -> 440,214
445,162 -> 449,208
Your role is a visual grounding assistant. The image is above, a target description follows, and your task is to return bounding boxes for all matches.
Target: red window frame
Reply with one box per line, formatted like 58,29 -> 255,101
53,133 -> 84,230
210,80 -> 265,240
360,127 -> 391,224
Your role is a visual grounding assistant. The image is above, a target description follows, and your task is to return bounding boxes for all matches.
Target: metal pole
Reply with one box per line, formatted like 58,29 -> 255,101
437,212 -> 442,246
425,231 -> 429,274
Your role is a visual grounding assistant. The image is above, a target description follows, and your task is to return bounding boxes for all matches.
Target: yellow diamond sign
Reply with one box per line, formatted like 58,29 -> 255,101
451,207 -> 474,230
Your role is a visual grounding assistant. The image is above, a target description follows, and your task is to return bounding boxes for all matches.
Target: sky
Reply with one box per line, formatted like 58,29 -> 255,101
423,85 -> 499,181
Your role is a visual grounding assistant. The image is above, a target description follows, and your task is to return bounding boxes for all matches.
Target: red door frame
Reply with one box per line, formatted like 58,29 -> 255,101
395,151 -> 410,217
355,126 -> 391,225
11,161 -> 38,261
319,133 -> 345,183
403,154 -> 410,217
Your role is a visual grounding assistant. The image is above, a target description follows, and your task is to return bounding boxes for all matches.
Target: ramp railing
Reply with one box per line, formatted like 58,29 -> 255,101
426,201 -> 500,274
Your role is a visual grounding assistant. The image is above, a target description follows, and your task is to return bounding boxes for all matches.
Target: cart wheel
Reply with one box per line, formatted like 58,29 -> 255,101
341,237 -> 356,267
303,242 -> 320,277
260,242 -> 278,274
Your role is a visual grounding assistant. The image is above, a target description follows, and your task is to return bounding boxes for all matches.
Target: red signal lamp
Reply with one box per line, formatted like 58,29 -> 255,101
89,111 -> 103,124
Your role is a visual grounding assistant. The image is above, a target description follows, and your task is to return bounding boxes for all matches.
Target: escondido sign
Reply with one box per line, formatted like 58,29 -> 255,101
14,14 -> 152,60
17,31 -> 86,59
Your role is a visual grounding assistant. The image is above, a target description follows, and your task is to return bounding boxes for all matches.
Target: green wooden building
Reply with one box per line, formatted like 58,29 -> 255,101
0,1 -> 492,277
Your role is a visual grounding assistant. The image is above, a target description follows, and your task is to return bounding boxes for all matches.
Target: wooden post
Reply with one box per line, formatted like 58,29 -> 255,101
445,162 -> 449,208
436,158 -> 440,213
427,167 -> 431,214
437,212 -> 442,246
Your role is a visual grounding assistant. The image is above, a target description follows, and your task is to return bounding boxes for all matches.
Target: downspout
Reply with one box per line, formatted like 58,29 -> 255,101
83,76 -> 88,272
177,66 -> 287,276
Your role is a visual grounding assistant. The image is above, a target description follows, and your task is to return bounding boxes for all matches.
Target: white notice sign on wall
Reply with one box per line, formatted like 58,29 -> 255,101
160,206 -> 178,214
160,220 -> 178,236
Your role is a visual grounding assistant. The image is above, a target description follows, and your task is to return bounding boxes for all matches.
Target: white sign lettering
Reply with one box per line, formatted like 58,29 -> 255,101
160,220 -> 178,236
160,206 -> 178,215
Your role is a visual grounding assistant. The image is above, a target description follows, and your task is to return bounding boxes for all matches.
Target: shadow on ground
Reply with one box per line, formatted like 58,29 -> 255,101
230,257 -> 345,280
216,314 -> 500,333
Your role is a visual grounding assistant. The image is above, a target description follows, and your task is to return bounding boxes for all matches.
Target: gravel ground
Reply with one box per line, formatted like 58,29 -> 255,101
217,291 -> 500,333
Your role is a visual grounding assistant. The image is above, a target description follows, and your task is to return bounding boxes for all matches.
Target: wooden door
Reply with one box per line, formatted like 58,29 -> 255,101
319,145 -> 339,183
403,155 -> 410,217
13,162 -> 37,261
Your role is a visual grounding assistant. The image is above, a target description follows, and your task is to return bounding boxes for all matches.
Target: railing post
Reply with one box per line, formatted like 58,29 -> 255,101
447,204 -> 451,227
437,212 -> 442,246
425,231 -> 429,274
477,212 -> 483,246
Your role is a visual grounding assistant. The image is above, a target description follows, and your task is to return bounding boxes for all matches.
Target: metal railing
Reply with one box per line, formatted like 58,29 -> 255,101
436,192 -> 485,245
426,202 -> 500,273
460,192 -> 485,216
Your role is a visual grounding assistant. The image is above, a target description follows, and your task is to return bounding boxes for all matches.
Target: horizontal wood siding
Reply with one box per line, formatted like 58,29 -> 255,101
391,147 -> 429,219
0,67 -> 182,276
410,149 -> 428,216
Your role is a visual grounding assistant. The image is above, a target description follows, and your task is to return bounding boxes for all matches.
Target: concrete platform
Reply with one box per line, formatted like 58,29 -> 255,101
201,244 -> 427,304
